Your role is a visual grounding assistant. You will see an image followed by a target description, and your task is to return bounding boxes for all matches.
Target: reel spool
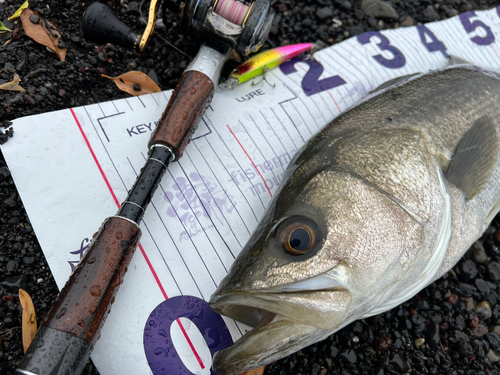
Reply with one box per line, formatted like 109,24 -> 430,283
164,0 -> 274,56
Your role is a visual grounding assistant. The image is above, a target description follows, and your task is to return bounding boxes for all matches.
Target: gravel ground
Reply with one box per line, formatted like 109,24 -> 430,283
2,0 -> 500,374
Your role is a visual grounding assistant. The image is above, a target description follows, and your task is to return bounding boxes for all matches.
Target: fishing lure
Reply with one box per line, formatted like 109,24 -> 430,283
227,43 -> 313,88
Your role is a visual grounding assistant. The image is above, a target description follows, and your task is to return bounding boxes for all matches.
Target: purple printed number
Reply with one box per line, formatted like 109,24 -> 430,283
459,11 -> 494,45
417,25 -> 449,59
144,296 -> 233,375
357,31 -> 406,69
279,57 -> 346,96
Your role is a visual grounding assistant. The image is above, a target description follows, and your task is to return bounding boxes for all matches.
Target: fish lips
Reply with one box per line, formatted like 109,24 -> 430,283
212,314 -> 325,375
209,289 -> 351,374
210,288 -> 351,329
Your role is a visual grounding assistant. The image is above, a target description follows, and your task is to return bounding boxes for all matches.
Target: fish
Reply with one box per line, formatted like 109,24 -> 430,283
227,43 -> 313,88
209,65 -> 500,374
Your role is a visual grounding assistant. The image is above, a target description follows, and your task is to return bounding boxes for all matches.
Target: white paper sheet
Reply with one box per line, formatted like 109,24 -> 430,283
4,7 -> 500,374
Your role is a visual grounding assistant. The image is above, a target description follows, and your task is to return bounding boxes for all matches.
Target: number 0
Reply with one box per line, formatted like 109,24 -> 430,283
144,296 -> 233,375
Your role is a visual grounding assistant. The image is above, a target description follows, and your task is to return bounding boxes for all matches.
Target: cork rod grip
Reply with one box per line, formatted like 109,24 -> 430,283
42,216 -> 141,343
148,70 -> 215,158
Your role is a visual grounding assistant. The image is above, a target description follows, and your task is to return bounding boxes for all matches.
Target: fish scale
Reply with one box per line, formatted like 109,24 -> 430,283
209,66 -> 500,374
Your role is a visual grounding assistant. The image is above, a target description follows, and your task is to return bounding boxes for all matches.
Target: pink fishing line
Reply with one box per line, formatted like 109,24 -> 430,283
215,0 -> 249,25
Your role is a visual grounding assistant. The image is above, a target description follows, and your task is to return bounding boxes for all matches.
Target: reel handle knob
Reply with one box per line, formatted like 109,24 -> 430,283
82,2 -> 140,50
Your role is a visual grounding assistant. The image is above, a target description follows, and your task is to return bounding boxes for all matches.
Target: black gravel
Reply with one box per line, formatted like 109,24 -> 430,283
1,0 -> 500,374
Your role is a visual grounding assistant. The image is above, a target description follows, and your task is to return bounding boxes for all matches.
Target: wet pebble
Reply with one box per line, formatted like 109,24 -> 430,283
426,322 -> 441,348
24,95 -> 36,105
423,4 -> 440,21
340,348 -> 357,363
360,0 -> 398,18
459,259 -> 478,281
349,26 -> 364,36
3,62 -> 15,74
474,300 -> 492,319
376,336 -> 392,351
389,353 -> 406,372
475,278 -> 491,294
415,338 -> 425,347
487,348 -> 500,363
472,323 -> 489,338
458,340 -> 474,356
400,16 -> 414,27
468,241 -> 489,263
487,262 -> 500,281
315,7 -> 333,19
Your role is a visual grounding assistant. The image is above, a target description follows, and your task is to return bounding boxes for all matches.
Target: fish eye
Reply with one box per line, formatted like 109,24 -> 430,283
277,217 -> 320,256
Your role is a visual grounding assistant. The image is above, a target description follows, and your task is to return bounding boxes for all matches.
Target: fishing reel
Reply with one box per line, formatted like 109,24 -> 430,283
82,0 -> 274,56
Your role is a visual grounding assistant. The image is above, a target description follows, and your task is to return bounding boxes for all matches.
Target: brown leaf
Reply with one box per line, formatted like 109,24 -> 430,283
20,9 -> 66,61
19,288 -> 37,353
102,71 -> 161,96
0,74 -> 26,92
239,367 -> 265,375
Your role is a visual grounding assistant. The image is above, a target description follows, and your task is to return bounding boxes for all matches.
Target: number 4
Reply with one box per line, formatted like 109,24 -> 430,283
417,25 -> 449,59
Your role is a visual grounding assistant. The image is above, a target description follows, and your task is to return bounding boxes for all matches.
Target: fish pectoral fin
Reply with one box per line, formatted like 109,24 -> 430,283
446,116 -> 499,201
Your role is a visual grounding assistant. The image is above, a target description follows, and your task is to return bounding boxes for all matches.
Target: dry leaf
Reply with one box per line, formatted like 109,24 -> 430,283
20,9 -> 66,61
19,289 -> 37,353
1,38 -> 13,47
0,74 -> 26,92
8,0 -> 29,20
102,71 -> 161,96
239,367 -> 265,375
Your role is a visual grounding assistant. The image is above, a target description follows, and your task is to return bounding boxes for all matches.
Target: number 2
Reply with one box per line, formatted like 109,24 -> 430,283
279,57 -> 346,96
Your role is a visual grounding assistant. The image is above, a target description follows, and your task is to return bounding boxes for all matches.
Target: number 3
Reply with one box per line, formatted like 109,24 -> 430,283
357,31 -> 406,69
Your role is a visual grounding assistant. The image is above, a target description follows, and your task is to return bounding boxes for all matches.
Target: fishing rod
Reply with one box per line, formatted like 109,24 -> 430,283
14,1 -> 274,373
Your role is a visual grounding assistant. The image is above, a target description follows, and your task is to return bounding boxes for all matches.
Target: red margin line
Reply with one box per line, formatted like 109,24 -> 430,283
70,108 -> 205,369
227,124 -> 273,197
177,319 -> 205,369
70,108 -> 121,207
326,90 -> 342,113
297,63 -> 342,113
491,45 -> 500,60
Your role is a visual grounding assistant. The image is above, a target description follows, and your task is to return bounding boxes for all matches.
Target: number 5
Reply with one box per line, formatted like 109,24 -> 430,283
459,11 -> 494,45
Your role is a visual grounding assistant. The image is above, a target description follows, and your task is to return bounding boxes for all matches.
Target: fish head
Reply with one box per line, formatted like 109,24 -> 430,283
210,144 -> 419,374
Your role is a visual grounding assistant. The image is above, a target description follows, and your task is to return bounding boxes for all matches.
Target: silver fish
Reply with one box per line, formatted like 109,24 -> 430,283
209,66 -> 500,374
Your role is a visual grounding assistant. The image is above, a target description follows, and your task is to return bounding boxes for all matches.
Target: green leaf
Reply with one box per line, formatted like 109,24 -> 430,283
0,21 -> 12,32
8,0 -> 29,20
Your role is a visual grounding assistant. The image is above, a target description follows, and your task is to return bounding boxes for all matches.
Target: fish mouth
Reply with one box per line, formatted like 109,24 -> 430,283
209,288 -> 351,375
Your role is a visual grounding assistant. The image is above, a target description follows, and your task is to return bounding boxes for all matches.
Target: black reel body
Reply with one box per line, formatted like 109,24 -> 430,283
164,0 -> 274,56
